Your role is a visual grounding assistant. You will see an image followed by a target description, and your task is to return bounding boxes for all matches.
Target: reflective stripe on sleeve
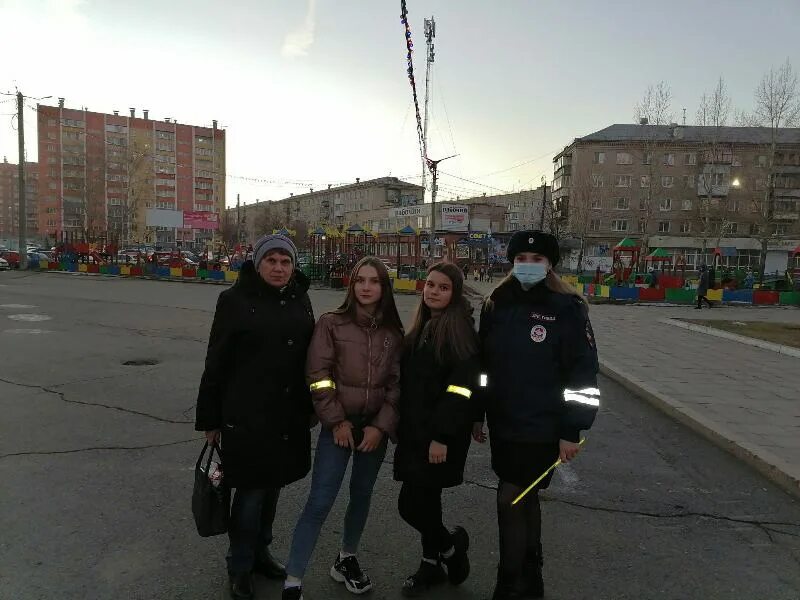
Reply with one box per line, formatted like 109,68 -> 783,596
563,387 -> 600,407
309,379 -> 336,391
446,385 -> 473,399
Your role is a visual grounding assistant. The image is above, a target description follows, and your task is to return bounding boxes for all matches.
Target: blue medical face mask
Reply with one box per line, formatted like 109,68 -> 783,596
513,262 -> 548,290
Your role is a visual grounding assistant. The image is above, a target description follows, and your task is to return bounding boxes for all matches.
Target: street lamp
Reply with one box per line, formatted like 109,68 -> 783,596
731,178 -> 741,188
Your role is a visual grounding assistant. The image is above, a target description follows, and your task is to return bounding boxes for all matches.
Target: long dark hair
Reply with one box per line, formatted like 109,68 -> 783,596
335,257 -> 404,335
405,262 -> 478,364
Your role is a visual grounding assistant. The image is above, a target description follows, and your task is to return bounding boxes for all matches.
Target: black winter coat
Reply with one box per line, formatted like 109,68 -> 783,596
477,279 -> 599,445
195,260 -> 316,489
393,332 -> 480,488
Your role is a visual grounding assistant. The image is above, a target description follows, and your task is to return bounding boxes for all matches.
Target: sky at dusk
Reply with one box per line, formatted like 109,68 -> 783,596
1,0 -> 798,206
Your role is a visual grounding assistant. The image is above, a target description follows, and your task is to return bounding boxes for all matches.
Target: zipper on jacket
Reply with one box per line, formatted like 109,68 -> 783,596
365,318 -> 377,414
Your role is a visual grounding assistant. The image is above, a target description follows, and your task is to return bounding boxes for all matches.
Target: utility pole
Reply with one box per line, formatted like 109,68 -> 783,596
236,193 -> 241,245
17,91 -> 27,270
427,153 -> 456,261
539,176 -> 548,230
421,16 -> 435,195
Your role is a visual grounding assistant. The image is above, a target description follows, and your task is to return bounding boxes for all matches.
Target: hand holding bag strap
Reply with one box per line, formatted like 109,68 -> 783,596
196,440 -> 224,473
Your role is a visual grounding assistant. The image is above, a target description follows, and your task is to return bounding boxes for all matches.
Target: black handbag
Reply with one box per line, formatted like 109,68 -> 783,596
192,441 -> 231,537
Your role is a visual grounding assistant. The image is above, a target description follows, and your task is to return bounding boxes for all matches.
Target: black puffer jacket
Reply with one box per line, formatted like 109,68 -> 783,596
195,260 -> 315,489
477,278 -> 599,444
394,328 -> 480,488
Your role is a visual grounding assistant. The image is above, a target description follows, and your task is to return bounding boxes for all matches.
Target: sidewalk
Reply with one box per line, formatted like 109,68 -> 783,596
466,279 -> 800,497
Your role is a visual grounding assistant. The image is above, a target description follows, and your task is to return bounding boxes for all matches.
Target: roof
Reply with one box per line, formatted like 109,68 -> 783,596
647,247 -> 671,258
614,237 -> 640,249
576,124 -> 800,145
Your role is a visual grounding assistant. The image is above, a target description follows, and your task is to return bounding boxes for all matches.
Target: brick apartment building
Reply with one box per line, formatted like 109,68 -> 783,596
36,99 -> 225,247
0,158 -> 39,244
553,124 -> 800,272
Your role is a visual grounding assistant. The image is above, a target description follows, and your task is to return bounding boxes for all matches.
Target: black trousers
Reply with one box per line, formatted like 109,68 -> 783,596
227,487 -> 281,574
496,480 -> 542,576
696,294 -> 713,308
398,482 -> 452,560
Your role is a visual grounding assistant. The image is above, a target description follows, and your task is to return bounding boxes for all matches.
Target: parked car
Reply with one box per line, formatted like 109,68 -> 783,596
0,256 -> 9,271
0,251 -> 19,268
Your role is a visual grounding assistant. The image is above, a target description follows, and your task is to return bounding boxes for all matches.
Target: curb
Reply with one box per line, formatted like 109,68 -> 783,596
660,318 -> 800,359
599,357 -> 800,499
39,269 -> 232,285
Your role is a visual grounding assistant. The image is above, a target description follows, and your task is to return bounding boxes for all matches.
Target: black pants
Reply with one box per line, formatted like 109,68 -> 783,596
398,482 -> 453,560
227,487 -> 281,574
496,480 -> 542,576
696,294 -> 713,308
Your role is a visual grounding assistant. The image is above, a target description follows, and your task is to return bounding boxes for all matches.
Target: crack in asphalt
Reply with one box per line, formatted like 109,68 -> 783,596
460,477 -> 800,531
0,437 -> 199,460
0,376 -> 194,425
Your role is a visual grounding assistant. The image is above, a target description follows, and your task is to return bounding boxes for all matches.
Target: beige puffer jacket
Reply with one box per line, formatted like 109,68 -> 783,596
306,305 -> 402,437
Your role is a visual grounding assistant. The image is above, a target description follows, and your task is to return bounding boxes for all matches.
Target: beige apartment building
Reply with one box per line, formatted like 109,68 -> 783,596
553,124 -> 800,272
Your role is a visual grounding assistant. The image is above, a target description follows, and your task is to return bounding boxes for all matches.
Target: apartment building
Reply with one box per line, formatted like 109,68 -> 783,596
553,124 -> 800,271
227,177 -> 424,243
37,99 -> 225,247
0,159 -> 39,243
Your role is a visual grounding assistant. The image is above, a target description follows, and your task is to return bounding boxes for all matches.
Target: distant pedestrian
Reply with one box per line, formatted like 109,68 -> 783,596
473,268 -> 479,282
744,268 -> 754,289
487,266 -> 494,283
479,266 -> 485,282
462,264 -> 469,280
695,265 -> 713,309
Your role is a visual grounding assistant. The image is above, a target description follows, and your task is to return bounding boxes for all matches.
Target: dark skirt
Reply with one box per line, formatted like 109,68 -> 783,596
490,438 -> 560,489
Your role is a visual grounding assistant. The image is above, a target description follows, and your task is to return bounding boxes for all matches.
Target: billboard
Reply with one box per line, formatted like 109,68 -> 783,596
145,209 -> 183,228
440,204 -> 469,232
184,211 -> 219,230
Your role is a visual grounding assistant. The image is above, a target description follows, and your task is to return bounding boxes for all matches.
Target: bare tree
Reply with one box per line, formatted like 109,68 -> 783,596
694,76 -> 736,254
748,59 -> 800,278
566,175 -> 609,274
634,81 -> 674,125
696,77 -> 731,128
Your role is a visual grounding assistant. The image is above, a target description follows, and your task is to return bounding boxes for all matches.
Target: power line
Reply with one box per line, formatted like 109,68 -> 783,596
438,171 -> 510,194
474,147 -> 562,179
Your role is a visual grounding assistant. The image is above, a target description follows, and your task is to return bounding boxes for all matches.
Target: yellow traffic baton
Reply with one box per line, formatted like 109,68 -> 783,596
512,438 -> 586,505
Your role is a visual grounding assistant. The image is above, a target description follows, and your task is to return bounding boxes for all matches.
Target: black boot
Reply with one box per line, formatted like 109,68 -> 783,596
442,526 -> 470,585
253,550 -> 287,579
491,568 -> 522,600
229,572 -> 254,599
519,547 -> 544,599
401,560 -> 447,597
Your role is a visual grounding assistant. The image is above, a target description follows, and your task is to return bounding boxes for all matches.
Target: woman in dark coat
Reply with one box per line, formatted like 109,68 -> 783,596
195,234 -> 316,600
394,262 -> 481,597
474,230 -> 599,600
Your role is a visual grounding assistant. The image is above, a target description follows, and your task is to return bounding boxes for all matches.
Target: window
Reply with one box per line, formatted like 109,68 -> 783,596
47,118 -> 56,126
615,197 -> 630,210
611,219 -> 629,232
48,182 -> 57,190
755,178 -> 765,191
156,143 -> 174,152
638,218 -> 647,233
682,198 -> 692,211
730,198 -> 739,212
728,222 -> 738,234
639,196 -> 649,210
658,221 -> 671,233
589,219 -> 601,231
47,132 -> 56,140
591,174 -> 604,188
640,175 -> 650,188
615,175 -> 632,187
659,198 -> 672,211
48,157 -> 57,164
713,173 -> 726,186
616,152 -> 633,165
156,131 -> 175,140
683,175 -> 695,188
642,152 -> 652,165
590,198 -> 602,209
775,223 -> 789,235
661,176 -> 674,188
593,152 -> 605,164
680,221 -> 691,233
756,155 -> 767,168
684,153 -> 697,165
663,153 -> 675,166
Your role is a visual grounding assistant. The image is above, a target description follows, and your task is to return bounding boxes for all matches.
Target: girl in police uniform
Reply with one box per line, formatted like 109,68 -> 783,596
474,230 -> 599,599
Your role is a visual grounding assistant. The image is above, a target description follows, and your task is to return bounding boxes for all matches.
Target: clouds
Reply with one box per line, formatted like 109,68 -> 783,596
281,0 -> 316,58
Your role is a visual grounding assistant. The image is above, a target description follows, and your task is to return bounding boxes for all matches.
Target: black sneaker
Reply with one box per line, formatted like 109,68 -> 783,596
401,560 -> 447,597
441,526 -> 470,585
229,572 -> 254,600
282,585 -> 304,600
330,554 -> 373,594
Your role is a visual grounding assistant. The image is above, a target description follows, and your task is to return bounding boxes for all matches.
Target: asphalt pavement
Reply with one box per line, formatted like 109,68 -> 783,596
1,271 -> 799,600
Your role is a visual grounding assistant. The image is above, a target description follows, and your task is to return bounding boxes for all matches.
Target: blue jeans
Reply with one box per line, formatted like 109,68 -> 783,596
226,487 -> 281,574
286,427 -> 388,579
